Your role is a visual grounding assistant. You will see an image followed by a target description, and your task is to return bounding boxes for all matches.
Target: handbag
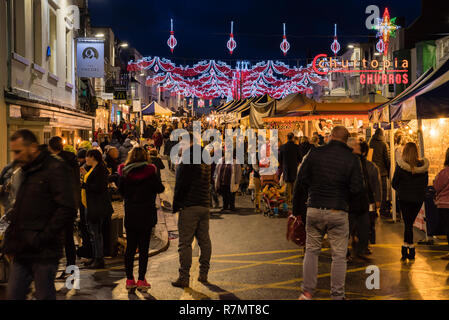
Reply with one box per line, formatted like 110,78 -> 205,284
248,172 -> 255,190
286,214 -> 306,247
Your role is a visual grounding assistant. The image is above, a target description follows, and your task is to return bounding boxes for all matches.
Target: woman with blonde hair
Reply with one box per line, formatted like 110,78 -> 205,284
118,147 -> 165,291
392,142 -> 429,261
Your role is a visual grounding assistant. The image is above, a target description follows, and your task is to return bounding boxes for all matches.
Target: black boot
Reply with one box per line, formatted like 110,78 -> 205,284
83,258 -> 95,267
171,277 -> 189,288
401,246 -> 408,260
408,247 -> 416,260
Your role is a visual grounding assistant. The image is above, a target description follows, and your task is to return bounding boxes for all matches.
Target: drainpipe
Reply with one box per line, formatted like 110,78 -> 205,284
6,0 -> 12,91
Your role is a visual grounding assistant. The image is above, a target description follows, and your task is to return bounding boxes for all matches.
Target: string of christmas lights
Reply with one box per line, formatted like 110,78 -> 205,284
128,56 -> 328,100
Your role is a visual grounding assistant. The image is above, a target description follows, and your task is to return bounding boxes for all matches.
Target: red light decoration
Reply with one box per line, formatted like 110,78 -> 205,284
330,24 -> 341,56
167,19 -> 177,53
128,56 -> 328,100
280,23 -> 290,56
227,21 -> 237,55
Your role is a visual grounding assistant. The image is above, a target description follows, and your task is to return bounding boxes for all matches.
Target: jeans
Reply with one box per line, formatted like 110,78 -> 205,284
400,201 -> 423,244
210,184 -> 219,207
7,260 -> 58,300
85,210 -> 104,259
78,205 -> 92,257
125,228 -> 152,281
219,185 -> 236,210
178,206 -> 212,280
380,176 -> 391,215
302,207 -> 349,300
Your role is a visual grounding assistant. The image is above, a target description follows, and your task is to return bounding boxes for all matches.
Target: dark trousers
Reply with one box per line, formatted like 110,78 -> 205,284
64,223 -> 77,267
210,184 -> 219,207
178,206 -> 212,280
219,185 -> 235,210
102,216 -> 112,257
78,206 -> 92,257
349,212 -> 370,255
125,228 -> 152,281
400,201 -> 423,244
7,260 -> 58,300
438,208 -> 449,248
369,211 -> 377,244
85,210 -> 104,259
380,175 -> 391,215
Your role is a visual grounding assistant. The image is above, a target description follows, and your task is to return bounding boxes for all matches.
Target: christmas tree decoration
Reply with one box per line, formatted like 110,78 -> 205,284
330,24 -> 341,56
167,19 -> 177,53
280,23 -> 290,56
373,8 -> 400,55
227,21 -> 237,55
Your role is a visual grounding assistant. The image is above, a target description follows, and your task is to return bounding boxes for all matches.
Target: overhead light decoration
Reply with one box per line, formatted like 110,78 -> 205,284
127,56 -> 328,100
280,23 -> 290,56
330,24 -> 341,56
227,21 -> 237,55
167,19 -> 177,53
373,8 -> 400,56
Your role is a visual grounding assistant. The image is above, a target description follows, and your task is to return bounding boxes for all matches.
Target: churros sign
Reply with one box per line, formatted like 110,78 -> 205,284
312,53 -> 409,85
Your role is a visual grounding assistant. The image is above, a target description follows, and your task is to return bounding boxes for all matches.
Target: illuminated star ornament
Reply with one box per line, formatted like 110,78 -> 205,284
167,19 -> 177,53
280,23 -> 290,56
373,8 -> 400,56
330,24 -> 341,56
227,21 -> 237,55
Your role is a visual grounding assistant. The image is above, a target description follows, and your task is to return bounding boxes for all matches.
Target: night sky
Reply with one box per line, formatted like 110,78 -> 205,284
89,0 -> 421,65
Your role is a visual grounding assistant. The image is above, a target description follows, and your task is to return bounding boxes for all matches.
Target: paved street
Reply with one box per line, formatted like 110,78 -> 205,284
2,162 -> 447,300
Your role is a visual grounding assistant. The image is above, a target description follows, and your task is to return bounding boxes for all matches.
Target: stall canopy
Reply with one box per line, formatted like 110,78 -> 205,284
391,58 -> 449,120
263,103 -> 379,122
275,92 -> 316,114
142,101 -> 173,116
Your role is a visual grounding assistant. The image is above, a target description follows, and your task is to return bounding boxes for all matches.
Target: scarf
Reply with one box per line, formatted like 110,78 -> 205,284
122,162 -> 148,177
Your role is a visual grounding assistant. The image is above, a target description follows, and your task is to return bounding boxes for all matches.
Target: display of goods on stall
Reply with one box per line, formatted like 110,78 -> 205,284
127,56 -> 328,101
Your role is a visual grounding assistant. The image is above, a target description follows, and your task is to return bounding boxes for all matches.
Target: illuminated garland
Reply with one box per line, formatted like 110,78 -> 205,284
280,23 -> 290,56
167,19 -> 177,53
330,24 -> 341,56
128,57 -> 328,100
227,21 -> 237,55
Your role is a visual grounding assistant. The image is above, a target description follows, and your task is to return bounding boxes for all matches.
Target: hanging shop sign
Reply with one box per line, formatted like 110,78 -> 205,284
113,86 -> 128,100
76,38 -> 104,78
312,53 -> 409,85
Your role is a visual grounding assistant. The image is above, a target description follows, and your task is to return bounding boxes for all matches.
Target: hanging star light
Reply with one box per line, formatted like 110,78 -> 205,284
330,24 -> 341,56
280,23 -> 290,56
227,21 -> 237,55
167,19 -> 177,53
373,8 -> 400,55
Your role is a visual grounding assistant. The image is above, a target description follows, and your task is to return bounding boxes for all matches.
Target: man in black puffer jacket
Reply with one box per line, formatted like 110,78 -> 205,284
172,132 -> 211,288
295,126 -> 363,301
4,130 -> 76,300
48,136 -> 80,279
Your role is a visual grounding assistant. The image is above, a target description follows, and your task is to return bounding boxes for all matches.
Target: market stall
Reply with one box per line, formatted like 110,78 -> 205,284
141,101 -> 173,122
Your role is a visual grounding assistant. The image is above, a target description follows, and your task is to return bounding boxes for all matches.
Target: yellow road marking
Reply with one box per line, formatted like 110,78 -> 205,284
211,249 -> 303,258
212,259 -> 302,266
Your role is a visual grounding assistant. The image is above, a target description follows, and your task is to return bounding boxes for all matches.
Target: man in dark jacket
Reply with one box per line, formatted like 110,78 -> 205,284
369,128 -> 391,217
279,133 -> 303,206
172,133 -> 212,288
295,126 -> 363,301
48,136 -> 80,279
4,130 -> 77,300
119,138 -> 134,164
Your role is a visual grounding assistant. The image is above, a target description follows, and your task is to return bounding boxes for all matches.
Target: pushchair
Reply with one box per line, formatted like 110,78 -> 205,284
261,182 -> 289,218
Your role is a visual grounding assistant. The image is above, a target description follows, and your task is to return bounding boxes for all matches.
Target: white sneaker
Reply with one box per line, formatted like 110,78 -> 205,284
298,293 -> 312,300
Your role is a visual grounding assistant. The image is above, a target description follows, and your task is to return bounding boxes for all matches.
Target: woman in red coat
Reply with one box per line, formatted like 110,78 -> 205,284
152,130 -> 163,153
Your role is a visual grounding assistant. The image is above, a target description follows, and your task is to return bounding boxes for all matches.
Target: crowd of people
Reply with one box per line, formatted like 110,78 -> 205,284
1,117 -> 449,300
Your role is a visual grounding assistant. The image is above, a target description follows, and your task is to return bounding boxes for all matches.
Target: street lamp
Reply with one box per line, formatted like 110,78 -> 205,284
119,42 -> 128,48
95,33 -> 105,38
347,44 -> 354,48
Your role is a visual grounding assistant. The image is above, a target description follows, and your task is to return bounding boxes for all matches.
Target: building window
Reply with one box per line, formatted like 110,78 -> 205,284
66,28 -> 72,83
13,0 -> 25,56
33,0 -> 42,65
49,8 -> 57,74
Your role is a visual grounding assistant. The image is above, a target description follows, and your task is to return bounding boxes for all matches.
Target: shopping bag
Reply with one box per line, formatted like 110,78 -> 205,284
248,172 -> 255,190
286,214 -> 306,247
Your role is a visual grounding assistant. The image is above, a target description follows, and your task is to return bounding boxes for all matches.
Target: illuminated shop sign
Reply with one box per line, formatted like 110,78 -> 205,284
312,53 -> 409,85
